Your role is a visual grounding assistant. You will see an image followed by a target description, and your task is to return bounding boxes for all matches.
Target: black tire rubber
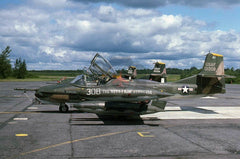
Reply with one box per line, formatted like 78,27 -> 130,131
59,104 -> 69,113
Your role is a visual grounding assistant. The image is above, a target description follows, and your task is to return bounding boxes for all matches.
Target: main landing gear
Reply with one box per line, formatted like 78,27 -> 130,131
59,103 -> 69,113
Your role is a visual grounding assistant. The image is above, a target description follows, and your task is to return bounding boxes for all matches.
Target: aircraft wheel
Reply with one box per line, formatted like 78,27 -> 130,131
59,103 -> 69,113
139,103 -> 148,111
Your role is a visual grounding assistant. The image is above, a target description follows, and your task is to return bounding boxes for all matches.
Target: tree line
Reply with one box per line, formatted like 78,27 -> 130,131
0,46 -> 27,79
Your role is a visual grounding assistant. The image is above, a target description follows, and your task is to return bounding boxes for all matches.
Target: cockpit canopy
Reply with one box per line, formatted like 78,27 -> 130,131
89,53 -> 117,79
70,74 -> 98,87
71,54 -> 118,86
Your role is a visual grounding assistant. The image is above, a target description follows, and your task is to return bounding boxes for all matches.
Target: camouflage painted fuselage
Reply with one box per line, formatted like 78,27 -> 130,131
34,53 -> 227,114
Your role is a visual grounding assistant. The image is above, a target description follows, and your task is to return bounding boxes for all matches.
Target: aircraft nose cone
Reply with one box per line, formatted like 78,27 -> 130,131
35,89 -> 43,98
35,91 -> 40,98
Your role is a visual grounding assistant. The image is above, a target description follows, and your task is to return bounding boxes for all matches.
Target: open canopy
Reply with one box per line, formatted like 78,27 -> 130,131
89,53 -> 117,79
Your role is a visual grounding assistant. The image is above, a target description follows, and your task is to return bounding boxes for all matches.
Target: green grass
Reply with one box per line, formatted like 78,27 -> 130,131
0,76 -> 60,82
29,71 -> 80,77
0,75 -> 74,82
167,74 -> 181,82
0,70 -> 79,82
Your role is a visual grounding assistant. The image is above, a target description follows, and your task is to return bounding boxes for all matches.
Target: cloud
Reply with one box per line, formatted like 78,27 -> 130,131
0,1 -> 239,70
32,0 -> 68,8
71,0 -> 240,8
59,8 -> 209,55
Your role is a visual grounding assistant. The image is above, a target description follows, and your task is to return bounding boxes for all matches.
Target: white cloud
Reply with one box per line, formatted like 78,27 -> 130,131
14,23 -> 38,35
32,0 -> 68,8
126,9 -> 155,16
99,5 -> 114,15
71,0 -> 240,9
0,2 -> 239,70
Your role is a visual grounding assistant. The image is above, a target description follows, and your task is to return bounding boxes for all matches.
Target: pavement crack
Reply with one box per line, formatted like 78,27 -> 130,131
160,125 -> 215,154
70,113 -> 74,158
0,98 -> 34,130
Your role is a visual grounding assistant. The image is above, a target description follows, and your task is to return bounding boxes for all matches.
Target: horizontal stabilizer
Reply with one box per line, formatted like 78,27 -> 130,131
198,74 -> 236,78
150,99 -> 167,110
14,88 -> 38,92
224,75 -> 236,78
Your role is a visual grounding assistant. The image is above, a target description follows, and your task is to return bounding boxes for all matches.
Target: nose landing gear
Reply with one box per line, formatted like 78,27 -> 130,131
59,103 -> 69,113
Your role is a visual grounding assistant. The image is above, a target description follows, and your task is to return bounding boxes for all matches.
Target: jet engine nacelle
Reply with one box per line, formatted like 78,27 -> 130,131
105,101 -> 147,112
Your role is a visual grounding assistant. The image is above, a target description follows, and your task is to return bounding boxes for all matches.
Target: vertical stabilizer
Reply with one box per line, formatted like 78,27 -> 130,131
127,66 -> 137,79
200,53 -> 224,76
149,62 -> 167,83
197,53 -> 225,94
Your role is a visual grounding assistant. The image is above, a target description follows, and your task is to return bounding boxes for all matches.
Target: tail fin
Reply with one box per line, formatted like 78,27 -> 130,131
128,66 -> 137,79
124,66 -> 137,79
200,53 -> 224,76
149,62 -> 167,83
197,53 -> 225,94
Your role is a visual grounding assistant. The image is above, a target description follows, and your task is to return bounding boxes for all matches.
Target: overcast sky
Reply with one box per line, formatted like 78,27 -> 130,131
0,0 -> 240,70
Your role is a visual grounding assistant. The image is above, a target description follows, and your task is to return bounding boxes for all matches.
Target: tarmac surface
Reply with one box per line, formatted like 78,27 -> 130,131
1,81 -> 240,159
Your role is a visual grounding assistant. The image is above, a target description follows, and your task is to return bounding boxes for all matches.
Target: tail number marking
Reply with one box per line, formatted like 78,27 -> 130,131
204,62 -> 216,71
86,88 -> 101,95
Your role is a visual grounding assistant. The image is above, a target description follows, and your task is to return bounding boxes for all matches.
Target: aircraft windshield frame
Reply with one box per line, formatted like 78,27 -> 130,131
89,53 -> 117,78
70,75 -> 86,86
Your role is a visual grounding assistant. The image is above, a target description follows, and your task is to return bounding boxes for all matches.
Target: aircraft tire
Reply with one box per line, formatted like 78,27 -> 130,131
59,103 -> 69,113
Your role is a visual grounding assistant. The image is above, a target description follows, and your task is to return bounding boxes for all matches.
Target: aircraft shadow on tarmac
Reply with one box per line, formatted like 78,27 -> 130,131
180,106 -> 218,114
32,110 -> 83,114
70,117 -> 144,125
165,106 -> 218,114
31,107 -> 219,126
31,110 -> 160,126
70,114 -> 160,126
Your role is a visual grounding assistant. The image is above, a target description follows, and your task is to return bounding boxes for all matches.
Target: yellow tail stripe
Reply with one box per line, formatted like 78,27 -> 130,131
211,53 -> 223,57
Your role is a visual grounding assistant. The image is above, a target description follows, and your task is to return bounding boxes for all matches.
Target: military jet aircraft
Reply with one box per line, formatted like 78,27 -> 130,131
16,52 -> 231,115
123,66 -> 137,80
149,61 -> 167,83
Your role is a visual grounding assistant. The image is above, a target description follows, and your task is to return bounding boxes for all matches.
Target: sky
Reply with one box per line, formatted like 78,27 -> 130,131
0,0 -> 240,70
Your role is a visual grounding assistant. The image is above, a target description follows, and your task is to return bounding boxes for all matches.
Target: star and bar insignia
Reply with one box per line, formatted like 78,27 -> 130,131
178,86 -> 194,94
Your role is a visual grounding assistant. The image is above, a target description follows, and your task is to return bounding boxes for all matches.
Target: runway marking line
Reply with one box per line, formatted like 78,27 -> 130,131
9,128 -> 148,159
28,107 -> 38,110
13,118 -> 28,121
0,111 -> 39,114
137,132 -> 154,137
8,121 -> 17,125
16,134 -> 28,137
